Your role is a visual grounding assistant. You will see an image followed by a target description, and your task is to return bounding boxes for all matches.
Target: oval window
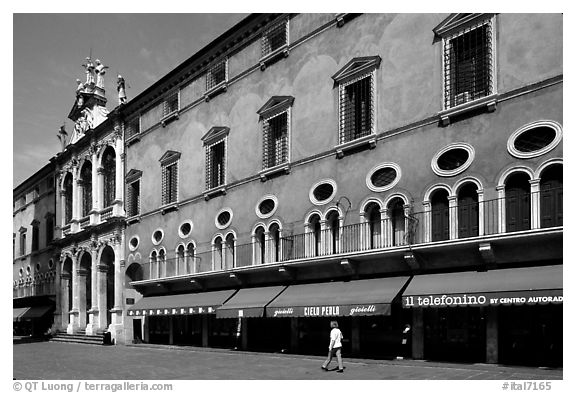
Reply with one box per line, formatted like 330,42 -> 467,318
215,209 -> 233,229
129,236 -> 140,251
151,229 -> 164,245
259,199 -> 275,215
432,143 -> 475,177
310,180 -> 337,205
48,259 -> 54,269
508,121 -> 562,159
178,221 -> 193,238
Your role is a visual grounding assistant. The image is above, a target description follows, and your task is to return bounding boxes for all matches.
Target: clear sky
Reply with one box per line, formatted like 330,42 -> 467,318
13,13 -> 247,186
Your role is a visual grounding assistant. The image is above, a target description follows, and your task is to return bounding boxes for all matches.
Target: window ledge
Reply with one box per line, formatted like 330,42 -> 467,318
126,215 -> 141,225
335,133 -> 377,158
161,111 -> 180,127
259,44 -> 289,71
204,82 -> 228,101
161,203 -> 179,215
259,162 -> 291,181
126,134 -> 141,146
439,94 -> 498,126
204,186 -> 227,201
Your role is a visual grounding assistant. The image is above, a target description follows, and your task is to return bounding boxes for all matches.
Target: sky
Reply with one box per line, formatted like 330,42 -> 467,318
13,13 -> 247,186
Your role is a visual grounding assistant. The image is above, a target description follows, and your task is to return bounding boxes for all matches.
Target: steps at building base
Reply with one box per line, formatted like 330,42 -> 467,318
50,331 -> 107,345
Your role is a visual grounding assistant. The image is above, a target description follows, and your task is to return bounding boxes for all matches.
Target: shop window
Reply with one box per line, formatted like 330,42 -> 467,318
505,173 -> 531,233
540,165 -> 562,228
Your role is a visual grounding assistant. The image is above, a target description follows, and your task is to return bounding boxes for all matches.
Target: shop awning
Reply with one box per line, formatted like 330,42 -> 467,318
18,306 -> 53,320
127,289 -> 237,317
402,265 -> 563,308
13,308 -> 29,322
216,286 -> 287,318
266,276 -> 411,317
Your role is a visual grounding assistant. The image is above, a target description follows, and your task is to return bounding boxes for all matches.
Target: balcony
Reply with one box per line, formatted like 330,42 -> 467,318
79,215 -> 90,230
131,190 -> 562,284
100,206 -> 113,221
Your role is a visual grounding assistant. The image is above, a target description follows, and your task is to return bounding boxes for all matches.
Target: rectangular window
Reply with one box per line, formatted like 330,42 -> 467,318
206,140 -> 226,190
206,59 -> 227,91
161,163 -> 178,205
20,233 -> 26,256
126,117 -> 141,139
127,180 -> 141,216
32,225 -> 39,252
263,111 -> 289,169
45,216 -> 54,244
262,19 -> 288,58
163,91 -> 179,117
340,74 -> 374,144
444,21 -> 493,109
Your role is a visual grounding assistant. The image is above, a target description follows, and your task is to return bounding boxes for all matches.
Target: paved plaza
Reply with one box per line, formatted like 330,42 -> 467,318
12,342 -> 563,380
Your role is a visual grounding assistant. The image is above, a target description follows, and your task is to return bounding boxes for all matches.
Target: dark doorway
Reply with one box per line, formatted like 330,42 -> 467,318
457,183 -> 479,238
431,189 -> 450,241
505,172 -> 531,232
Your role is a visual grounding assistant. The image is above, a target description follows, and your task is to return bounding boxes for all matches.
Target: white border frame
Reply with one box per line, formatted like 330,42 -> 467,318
255,194 -> 279,219
507,120 -> 563,159
309,179 -> 338,206
151,228 -> 164,246
129,235 -> 140,251
215,207 -> 233,230
431,142 -> 475,177
178,219 -> 194,239
366,162 -> 401,192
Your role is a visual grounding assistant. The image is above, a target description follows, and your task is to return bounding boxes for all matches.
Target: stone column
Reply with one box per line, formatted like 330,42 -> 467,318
96,262 -> 109,330
71,169 -> 80,232
486,307 -> 499,364
412,308 -> 424,360
86,246 -> 100,335
91,148 -> 99,224
403,204 -> 412,245
60,272 -> 71,331
264,231 -> 271,263
382,208 -> 392,247
110,242 -> 125,343
113,138 -> 125,216
320,219 -> 327,255
77,268 -> 88,329
477,189 -> 486,236
448,195 -> 458,240
97,167 -> 105,211
422,202 -> 431,243
530,179 -> 540,229
142,317 -> 149,343
496,185 -> 506,234
52,259 -> 63,331
59,190 -> 67,229
66,255 -> 80,334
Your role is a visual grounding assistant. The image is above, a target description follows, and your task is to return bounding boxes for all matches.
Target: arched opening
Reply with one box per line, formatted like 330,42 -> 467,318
150,250 -> 158,279
225,233 -> 235,269
457,183 -> 479,238
102,147 -> 116,208
254,226 -> 266,264
63,173 -> 73,223
269,223 -> 281,263
100,246 -> 115,327
80,161 -> 92,217
79,252 -> 92,325
387,197 -> 405,246
326,210 -> 340,254
213,237 -> 223,270
540,165 -> 563,228
125,262 -> 143,285
505,172 -> 531,232
308,214 -> 322,257
158,249 -> 166,277
61,257 -> 73,327
186,243 -> 195,274
176,245 -> 185,276
365,202 -> 382,249
431,189 -> 450,241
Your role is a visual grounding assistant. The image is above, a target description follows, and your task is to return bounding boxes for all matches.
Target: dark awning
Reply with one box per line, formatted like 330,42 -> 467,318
19,306 -> 53,320
402,265 -> 563,308
13,308 -> 29,322
266,276 -> 411,317
127,289 -> 237,317
216,286 -> 287,318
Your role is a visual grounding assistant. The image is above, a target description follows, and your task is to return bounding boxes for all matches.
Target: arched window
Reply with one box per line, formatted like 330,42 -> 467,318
63,173 -> 73,223
269,223 -> 281,262
308,214 -> 322,257
365,202 -> 382,249
176,245 -> 185,276
150,250 -> 158,279
387,198 -> 405,246
431,189 -> 450,241
457,183 -> 479,238
326,210 -> 340,254
213,236 -> 223,270
225,233 -> 235,269
80,161 -> 92,217
505,173 -> 531,232
186,243 -> 195,274
125,263 -> 144,286
102,147 -> 116,208
540,165 -> 562,228
158,249 -> 166,277
254,226 -> 266,264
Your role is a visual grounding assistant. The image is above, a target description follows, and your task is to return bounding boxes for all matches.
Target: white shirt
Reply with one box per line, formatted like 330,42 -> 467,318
329,327 -> 343,349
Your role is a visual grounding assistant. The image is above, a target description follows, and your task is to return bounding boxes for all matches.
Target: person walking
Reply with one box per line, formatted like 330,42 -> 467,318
321,320 -> 344,373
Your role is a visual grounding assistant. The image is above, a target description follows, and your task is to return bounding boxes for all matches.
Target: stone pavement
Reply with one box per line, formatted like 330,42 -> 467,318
13,341 -> 563,380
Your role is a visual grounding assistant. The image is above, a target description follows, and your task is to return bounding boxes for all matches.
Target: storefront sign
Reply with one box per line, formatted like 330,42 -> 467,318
127,305 -> 218,316
402,291 -> 563,308
268,304 -> 388,317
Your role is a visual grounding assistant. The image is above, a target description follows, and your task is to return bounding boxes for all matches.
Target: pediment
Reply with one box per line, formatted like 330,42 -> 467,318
201,126 -> 230,146
433,13 -> 495,37
331,56 -> 381,83
158,150 -> 181,165
126,169 -> 143,183
257,96 -> 295,118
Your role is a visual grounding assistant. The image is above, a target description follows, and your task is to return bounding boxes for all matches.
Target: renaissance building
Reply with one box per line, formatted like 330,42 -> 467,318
14,13 -> 562,367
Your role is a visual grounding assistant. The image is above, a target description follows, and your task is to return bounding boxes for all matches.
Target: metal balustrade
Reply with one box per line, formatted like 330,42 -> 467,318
132,190 -> 562,281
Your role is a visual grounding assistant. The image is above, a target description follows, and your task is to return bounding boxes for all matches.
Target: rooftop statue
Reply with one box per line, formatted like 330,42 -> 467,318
82,57 -> 95,85
95,59 -> 109,89
117,75 -> 127,104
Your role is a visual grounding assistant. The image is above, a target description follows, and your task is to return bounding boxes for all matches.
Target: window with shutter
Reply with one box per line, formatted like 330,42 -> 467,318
159,151 -> 180,206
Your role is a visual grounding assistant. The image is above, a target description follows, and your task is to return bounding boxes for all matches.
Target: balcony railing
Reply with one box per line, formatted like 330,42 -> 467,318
132,189 -> 562,281
79,216 -> 90,230
100,206 -> 113,221
62,224 -> 72,236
